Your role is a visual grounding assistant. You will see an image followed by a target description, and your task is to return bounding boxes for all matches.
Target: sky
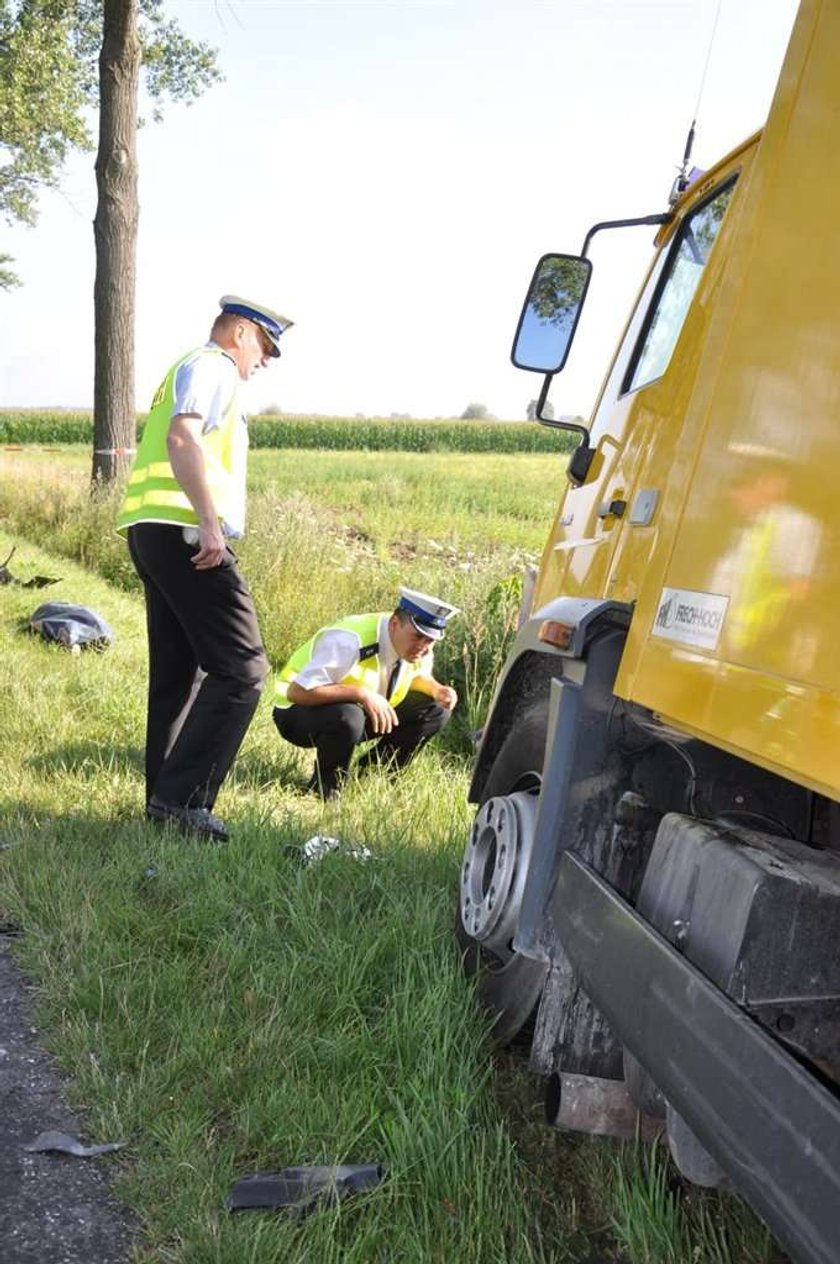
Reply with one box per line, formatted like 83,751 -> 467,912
0,0 -> 800,422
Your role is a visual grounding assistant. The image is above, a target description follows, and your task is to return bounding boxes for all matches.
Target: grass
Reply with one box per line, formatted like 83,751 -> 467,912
0,446 -> 555,740
0,450 -> 786,1263
0,530 -> 576,1262
609,1143 -> 781,1264
0,444 -> 561,552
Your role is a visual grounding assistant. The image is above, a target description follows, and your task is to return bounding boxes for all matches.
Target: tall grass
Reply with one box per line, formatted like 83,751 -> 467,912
610,1143 -> 779,1264
0,448 -> 550,748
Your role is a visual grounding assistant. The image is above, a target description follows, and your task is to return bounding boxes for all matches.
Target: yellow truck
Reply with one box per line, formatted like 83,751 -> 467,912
456,3 -> 840,1259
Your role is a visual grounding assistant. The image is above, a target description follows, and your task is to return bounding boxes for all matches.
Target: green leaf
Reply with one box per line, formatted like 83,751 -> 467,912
0,0 -> 220,234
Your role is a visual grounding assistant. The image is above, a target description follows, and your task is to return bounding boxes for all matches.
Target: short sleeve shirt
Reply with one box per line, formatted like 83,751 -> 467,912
173,343 -> 248,537
293,615 -> 434,694
172,343 -> 239,432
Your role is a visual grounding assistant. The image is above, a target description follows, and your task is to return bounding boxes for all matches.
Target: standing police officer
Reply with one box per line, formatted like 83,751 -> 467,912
117,295 -> 293,840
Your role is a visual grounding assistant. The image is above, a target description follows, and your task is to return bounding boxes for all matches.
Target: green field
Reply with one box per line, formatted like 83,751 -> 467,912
0,443 -> 779,1262
0,410 -> 576,455
0,445 -> 563,741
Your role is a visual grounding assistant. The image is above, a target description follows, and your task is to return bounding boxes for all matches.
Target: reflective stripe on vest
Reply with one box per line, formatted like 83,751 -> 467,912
274,613 -> 428,709
115,345 -> 243,536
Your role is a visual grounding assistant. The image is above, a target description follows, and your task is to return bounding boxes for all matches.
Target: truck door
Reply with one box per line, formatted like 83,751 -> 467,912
534,148 -> 753,616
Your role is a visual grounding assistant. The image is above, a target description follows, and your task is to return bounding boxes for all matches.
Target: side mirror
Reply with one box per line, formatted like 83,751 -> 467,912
511,253 -> 592,374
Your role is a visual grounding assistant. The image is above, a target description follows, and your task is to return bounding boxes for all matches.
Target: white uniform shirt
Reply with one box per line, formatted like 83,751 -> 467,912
293,615 -> 434,695
173,343 -> 248,537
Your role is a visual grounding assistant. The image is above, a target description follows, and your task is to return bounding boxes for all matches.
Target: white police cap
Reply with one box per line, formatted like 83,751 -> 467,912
397,586 -> 459,641
219,294 -> 294,358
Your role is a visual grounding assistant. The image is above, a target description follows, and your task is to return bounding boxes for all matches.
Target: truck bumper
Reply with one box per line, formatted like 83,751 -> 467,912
555,851 -> 840,1264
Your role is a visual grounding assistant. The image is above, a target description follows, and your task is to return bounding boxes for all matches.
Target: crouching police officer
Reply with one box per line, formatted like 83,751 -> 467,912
273,588 -> 458,798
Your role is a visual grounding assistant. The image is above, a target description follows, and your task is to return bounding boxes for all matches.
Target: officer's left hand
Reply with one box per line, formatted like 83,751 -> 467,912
435,684 -> 458,710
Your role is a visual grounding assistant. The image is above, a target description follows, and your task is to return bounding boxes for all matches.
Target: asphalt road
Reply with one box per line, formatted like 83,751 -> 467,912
0,934 -> 134,1263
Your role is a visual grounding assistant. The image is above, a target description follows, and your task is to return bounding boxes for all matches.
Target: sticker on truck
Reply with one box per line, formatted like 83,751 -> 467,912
652,587 -> 729,651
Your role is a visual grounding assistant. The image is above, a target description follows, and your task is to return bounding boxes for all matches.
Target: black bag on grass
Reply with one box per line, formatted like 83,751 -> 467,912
29,602 -> 114,650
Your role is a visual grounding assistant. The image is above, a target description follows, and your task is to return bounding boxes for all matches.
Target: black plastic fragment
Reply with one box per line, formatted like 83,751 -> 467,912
226,1163 -> 385,1215
0,545 -> 60,588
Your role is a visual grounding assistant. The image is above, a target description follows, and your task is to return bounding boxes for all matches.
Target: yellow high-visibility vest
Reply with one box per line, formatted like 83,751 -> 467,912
116,345 -> 244,535
274,613 -> 430,709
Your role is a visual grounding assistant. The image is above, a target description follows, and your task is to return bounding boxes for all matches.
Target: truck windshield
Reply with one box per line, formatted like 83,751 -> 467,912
624,178 -> 736,395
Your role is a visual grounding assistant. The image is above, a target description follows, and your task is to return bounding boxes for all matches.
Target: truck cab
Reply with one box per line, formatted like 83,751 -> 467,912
457,4 -> 840,1260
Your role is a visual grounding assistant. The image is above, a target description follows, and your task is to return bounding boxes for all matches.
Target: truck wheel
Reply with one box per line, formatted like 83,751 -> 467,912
456,706 -> 549,1046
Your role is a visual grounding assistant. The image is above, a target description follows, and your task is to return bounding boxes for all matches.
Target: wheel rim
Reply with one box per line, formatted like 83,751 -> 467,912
460,788 -> 538,959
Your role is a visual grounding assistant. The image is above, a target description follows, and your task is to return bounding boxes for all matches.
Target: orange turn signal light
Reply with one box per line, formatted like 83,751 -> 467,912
538,619 -> 575,651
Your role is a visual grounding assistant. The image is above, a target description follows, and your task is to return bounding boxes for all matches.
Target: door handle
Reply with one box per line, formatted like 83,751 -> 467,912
597,498 -> 626,520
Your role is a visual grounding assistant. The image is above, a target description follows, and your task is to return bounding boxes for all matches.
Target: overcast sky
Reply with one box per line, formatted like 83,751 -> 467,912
0,0 -> 799,421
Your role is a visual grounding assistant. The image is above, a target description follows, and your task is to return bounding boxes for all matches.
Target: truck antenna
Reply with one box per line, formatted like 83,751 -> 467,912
670,0 -> 722,205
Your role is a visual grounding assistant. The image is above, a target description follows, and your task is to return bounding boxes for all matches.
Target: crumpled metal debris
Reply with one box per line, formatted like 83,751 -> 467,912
226,1162 -> 385,1215
22,1131 -> 126,1158
300,835 -> 373,866
0,546 -> 60,589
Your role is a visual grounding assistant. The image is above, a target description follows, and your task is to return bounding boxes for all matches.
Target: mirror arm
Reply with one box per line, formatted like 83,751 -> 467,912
532,212 -> 672,484
580,211 -> 673,259
536,372 -> 589,443
528,215 -> 671,482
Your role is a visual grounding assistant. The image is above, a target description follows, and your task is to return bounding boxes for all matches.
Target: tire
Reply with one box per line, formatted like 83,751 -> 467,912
456,705 -> 550,1047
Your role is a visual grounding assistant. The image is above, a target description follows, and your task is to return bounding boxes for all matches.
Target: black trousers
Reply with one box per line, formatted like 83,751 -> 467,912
273,690 -> 450,793
128,524 -> 269,810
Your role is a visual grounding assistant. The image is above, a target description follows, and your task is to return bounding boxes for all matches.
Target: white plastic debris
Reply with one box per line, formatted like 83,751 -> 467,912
23,1131 -> 126,1157
301,835 -> 372,866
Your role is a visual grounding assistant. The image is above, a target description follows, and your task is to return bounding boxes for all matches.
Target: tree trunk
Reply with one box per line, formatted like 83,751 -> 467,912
92,0 -> 140,486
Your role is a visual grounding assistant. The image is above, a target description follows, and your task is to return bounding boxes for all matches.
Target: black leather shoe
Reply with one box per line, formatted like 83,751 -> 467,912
146,797 -> 229,842
304,771 -> 340,801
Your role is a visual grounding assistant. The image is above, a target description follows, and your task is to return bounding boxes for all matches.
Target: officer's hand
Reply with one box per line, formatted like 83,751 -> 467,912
192,520 -> 227,570
435,684 -> 458,710
360,689 -> 399,735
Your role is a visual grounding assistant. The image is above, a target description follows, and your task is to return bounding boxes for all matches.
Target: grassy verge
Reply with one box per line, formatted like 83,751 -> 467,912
0,447 -> 557,740
1,531 -> 574,1262
0,459 -> 786,1262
